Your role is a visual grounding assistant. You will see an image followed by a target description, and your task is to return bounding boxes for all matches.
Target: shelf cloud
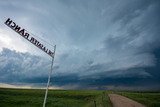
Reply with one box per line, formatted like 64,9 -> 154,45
0,0 -> 160,90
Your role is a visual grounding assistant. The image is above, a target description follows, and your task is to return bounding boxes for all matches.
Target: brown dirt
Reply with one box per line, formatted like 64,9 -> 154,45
108,94 -> 146,107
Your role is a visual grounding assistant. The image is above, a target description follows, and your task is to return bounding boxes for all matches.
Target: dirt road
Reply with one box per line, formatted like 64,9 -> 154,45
108,94 -> 146,107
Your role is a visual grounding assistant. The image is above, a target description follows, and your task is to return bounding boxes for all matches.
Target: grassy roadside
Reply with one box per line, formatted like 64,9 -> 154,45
0,88 -> 112,107
85,91 -> 112,107
116,91 -> 160,107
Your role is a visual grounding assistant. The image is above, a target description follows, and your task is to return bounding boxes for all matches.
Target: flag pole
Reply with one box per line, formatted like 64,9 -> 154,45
43,45 -> 56,107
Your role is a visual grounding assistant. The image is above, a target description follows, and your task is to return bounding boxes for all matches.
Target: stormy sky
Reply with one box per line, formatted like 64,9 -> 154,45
0,0 -> 160,90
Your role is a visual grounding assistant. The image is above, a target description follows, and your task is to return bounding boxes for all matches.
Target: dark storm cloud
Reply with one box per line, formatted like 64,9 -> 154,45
0,0 -> 160,90
0,48 -> 160,90
0,48 -> 50,82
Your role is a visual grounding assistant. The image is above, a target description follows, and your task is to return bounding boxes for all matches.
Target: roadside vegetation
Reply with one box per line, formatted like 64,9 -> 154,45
0,88 -> 111,107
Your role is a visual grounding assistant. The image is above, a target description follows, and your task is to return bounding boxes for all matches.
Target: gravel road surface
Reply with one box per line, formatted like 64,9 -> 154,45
109,94 -> 146,107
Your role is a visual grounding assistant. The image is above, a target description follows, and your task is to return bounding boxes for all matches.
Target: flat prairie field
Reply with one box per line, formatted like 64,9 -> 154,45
0,88 -> 111,107
0,88 -> 160,107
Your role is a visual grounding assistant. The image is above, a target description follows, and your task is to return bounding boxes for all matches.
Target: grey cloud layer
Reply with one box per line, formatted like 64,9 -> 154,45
0,0 -> 160,89
0,48 -> 50,82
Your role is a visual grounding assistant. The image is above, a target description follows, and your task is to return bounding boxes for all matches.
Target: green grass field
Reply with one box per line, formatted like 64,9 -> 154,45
0,88 -> 160,107
0,88 -> 111,107
116,91 -> 160,107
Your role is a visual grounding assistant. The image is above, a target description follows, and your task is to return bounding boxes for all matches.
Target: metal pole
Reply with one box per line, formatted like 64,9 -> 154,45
43,45 -> 56,107
94,100 -> 96,107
